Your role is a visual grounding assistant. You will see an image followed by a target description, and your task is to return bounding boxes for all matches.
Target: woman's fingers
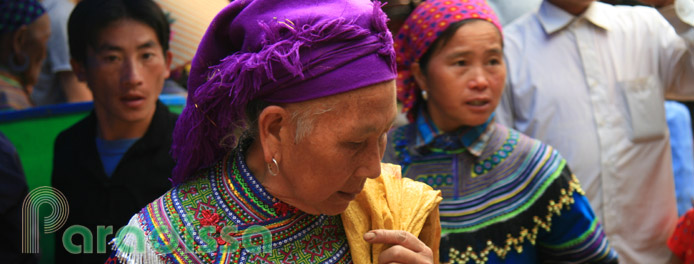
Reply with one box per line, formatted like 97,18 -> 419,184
364,229 -> 433,264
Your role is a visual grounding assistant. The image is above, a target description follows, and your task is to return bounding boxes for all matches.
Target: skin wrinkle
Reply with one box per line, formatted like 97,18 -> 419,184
247,80 -> 398,216
289,101 -> 336,144
230,100 -> 336,148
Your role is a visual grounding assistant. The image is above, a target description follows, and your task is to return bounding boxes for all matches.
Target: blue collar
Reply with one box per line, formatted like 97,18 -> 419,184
414,107 -> 494,156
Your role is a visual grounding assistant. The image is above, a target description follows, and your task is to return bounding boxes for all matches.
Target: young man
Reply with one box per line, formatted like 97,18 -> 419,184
497,0 -> 694,262
51,0 -> 177,262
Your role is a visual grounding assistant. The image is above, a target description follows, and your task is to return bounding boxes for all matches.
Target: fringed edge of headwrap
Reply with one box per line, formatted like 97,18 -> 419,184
171,2 -> 394,185
109,214 -> 166,264
372,1 -> 396,74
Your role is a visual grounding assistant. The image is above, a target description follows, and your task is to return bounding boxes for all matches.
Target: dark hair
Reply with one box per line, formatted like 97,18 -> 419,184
67,0 -> 170,64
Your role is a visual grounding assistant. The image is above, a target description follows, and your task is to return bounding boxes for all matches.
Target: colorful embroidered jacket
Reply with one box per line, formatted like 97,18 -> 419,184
107,147 -> 442,263
107,150 -> 353,263
383,112 -> 619,264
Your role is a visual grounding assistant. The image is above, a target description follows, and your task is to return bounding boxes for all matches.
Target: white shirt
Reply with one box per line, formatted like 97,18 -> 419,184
496,0 -> 694,263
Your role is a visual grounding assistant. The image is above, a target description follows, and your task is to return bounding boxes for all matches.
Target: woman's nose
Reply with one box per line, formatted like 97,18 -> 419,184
468,67 -> 489,90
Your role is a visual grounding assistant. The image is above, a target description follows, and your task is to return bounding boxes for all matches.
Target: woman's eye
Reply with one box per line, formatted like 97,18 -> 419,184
350,141 -> 365,147
489,58 -> 501,65
455,60 -> 467,66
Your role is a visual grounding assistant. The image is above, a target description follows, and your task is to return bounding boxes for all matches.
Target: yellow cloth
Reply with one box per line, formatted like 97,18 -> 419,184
341,163 -> 442,264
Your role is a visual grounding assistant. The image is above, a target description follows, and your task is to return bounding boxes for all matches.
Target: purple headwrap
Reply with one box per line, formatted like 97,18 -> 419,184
0,0 -> 45,33
172,0 -> 397,184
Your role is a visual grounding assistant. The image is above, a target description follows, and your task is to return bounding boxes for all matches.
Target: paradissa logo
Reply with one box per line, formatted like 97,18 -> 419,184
22,186 -> 272,255
103,219 -> 272,255
22,186 -> 69,254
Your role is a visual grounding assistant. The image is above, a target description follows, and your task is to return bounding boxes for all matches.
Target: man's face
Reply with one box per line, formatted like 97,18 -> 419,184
75,19 -> 171,130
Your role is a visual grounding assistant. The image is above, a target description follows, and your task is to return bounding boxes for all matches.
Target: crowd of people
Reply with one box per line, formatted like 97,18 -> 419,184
2,0 -> 694,263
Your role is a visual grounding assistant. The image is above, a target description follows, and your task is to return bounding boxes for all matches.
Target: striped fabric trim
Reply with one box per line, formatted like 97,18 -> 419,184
389,122 -> 617,263
446,174 -> 588,263
539,218 -> 617,262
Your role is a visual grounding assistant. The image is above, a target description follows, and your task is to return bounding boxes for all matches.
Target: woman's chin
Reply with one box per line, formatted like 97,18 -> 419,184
318,201 -> 352,216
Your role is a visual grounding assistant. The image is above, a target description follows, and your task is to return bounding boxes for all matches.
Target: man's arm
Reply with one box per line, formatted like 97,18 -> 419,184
648,0 -> 694,98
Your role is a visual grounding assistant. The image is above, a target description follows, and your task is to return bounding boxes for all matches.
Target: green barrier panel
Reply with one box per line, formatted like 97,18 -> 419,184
0,95 -> 185,264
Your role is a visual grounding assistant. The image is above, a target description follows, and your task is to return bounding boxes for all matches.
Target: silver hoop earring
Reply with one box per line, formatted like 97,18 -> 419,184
421,90 -> 428,101
267,158 -> 279,176
8,52 -> 29,73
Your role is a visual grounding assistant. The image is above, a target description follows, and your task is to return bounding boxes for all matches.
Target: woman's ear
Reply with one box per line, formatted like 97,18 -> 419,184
11,26 -> 28,54
257,105 -> 290,164
411,62 -> 428,93
10,25 -> 28,63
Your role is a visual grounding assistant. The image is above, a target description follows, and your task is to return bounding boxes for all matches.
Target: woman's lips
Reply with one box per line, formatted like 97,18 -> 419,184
465,98 -> 491,111
337,190 -> 359,201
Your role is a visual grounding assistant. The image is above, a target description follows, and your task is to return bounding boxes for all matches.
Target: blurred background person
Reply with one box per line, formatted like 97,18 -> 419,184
0,1 -> 48,263
496,0 -> 694,262
0,131 -> 38,264
666,100 -> 694,217
31,0 -> 91,106
0,0 -> 51,110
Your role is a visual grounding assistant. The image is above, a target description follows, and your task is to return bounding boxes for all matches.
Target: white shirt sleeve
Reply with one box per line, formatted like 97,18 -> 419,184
658,0 -> 694,97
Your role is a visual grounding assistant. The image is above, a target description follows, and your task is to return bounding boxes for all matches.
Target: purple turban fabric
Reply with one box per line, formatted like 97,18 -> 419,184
172,0 -> 397,184
0,0 -> 45,33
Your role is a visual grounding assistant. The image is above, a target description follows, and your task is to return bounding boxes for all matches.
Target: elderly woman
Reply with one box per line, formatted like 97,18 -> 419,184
108,0 -> 442,263
0,0 -> 50,110
384,0 -> 618,263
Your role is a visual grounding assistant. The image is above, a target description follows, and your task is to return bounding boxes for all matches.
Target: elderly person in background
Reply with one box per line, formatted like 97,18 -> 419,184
108,0 -> 442,263
0,0 -> 50,110
384,0 -> 617,263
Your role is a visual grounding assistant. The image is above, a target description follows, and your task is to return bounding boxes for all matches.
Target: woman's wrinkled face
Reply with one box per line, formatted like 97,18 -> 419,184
417,20 -> 505,132
22,14 -> 51,88
278,80 -> 397,215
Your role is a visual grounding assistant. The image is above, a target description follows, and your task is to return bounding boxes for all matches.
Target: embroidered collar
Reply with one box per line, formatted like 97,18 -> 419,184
226,147 -> 301,220
538,0 -> 612,35
414,107 -> 494,157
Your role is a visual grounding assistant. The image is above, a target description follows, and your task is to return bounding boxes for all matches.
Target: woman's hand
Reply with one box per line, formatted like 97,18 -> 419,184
364,229 -> 433,264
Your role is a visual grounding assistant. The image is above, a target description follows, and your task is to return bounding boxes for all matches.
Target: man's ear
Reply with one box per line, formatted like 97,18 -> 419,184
70,58 -> 88,83
257,105 -> 291,164
163,50 -> 173,79
411,62 -> 429,93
